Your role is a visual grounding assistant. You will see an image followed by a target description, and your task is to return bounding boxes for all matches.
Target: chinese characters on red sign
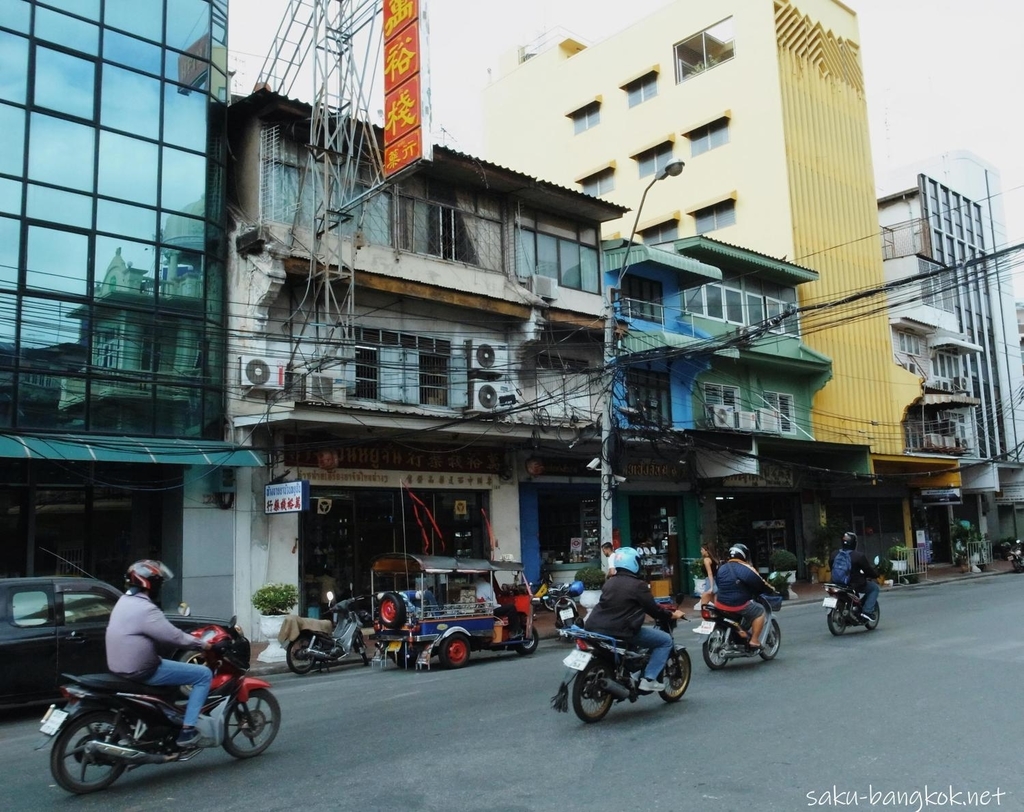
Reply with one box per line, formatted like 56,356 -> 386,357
383,0 -> 427,176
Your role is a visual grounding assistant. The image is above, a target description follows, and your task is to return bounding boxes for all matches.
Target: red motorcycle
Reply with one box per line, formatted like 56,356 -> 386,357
40,617 -> 280,794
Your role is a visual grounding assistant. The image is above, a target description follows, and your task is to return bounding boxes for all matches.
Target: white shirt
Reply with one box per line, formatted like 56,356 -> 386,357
475,578 -> 496,606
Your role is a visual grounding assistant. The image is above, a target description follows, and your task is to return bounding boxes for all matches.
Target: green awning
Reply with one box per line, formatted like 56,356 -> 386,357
621,330 -> 736,358
0,433 -> 265,466
604,243 -> 721,286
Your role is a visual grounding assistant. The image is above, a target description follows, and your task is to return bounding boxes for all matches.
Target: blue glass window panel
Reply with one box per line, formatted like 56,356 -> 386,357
0,103 -> 24,176
27,185 -> 92,229
104,0 -> 162,43
155,385 -> 203,436
0,177 -> 20,215
0,292 -> 14,347
0,0 -> 29,32
102,30 -> 162,76
39,0 -> 100,20
97,199 -> 157,243
163,82 -> 206,151
28,113 -> 95,192
26,225 -> 89,295
101,64 -> 159,139
160,146 -> 205,213
166,47 -> 209,90
98,131 -> 158,205
0,31 -> 29,103
34,7 -> 98,56
18,296 -> 86,359
94,235 -> 156,301
166,0 -> 210,53
33,46 -> 95,120
0,216 -> 19,288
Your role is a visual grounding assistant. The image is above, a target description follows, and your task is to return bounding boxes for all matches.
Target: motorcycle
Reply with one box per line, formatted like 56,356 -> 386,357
695,593 -> 782,669
550,606 -> 691,724
822,583 -> 880,635
285,591 -> 371,674
542,579 -> 584,614
40,617 -> 280,795
1008,540 -> 1024,573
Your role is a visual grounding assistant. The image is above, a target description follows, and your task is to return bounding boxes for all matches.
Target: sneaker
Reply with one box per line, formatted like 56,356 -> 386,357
638,678 -> 665,692
176,727 -> 202,749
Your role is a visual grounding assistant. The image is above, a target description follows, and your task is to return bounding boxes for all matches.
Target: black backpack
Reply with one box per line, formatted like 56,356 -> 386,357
831,549 -> 852,585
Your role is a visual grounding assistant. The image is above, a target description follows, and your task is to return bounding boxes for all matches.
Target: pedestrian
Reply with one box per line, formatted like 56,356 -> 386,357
696,543 -> 720,609
600,541 -> 616,578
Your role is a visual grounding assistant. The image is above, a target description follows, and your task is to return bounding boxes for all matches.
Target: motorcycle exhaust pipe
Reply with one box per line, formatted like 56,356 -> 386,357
596,677 -> 631,700
84,740 -> 177,764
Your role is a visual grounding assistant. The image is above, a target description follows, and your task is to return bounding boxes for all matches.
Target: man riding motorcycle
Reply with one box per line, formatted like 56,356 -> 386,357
830,532 -> 879,620
105,560 -> 212,748
713,544 -> 774,649
583,547 -> 685,692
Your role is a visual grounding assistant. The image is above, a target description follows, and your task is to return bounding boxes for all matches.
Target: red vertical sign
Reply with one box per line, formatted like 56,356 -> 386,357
383,0 -> 428,176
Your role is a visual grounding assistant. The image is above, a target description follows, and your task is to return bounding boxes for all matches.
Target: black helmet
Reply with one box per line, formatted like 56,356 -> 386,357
727,543 -> 750,562
841,532 -> 857,550
126,560 -> 173,602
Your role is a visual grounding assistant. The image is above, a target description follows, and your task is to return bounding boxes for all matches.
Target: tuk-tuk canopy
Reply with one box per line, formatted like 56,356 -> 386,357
370,553 -> 524,575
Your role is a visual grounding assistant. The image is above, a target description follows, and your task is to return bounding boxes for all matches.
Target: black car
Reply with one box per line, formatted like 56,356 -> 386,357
0,577 -> 223,709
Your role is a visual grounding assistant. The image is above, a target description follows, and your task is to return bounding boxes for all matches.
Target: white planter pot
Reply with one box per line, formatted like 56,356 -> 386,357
257,614 -> 288,663
579,589 -> 602,619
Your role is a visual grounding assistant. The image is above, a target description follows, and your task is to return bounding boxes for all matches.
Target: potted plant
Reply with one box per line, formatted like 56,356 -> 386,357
252,582 -> 298,663
804,556 -> 825,584
574,566 -> 606,617
888,545 -> 908,574
769,549 -> 798,583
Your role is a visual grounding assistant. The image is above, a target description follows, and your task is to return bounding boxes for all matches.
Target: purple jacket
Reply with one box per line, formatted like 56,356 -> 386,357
105,591 -> 202,679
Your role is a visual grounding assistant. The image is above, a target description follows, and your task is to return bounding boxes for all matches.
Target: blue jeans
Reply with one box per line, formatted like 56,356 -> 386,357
144,658 -> 212,727
631,624 -> 674,681
860,580 -> 880,614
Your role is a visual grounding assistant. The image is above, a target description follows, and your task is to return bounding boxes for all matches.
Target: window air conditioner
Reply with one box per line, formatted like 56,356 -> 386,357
240,356 -> 286,390
533,276 -> 559,300
736,411 -> 757,431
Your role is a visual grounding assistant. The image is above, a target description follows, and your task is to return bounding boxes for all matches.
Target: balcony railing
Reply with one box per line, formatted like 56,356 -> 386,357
881,217 -> 933,260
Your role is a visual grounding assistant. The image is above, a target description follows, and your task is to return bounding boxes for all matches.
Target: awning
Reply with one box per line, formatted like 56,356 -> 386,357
929,335 -> 983,353
604,244 -> 721,287
0,433 -> 265,467
921,393 -> 981,406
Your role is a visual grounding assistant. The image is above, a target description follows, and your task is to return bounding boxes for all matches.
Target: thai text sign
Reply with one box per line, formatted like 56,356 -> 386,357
265,480 -> 310,514
383,0 -> 430,176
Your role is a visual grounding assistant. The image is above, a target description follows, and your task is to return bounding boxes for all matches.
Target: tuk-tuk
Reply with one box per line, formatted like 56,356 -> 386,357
370,553 -> 538,669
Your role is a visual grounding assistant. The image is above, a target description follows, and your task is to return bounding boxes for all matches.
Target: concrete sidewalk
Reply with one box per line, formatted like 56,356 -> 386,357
247,559 -> 1015,676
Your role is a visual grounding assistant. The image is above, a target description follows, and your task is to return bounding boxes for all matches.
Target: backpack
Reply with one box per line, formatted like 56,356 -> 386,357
831,549 -> 852,585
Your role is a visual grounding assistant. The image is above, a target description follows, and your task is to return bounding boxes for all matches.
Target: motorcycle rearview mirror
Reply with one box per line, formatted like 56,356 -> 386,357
177,602 -> 191,617
873,555 -> 881,566
326,590 -> 335,603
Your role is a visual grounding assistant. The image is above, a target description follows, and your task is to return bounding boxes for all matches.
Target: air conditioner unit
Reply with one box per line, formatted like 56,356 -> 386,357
933,379 -> 952,392
924,433 -> 944,448
736,411 -> 757,431
304,374 -> 346,405
467,341 -> 508,381
710,406 -> 735,429
955,376 -> 969,391
941,435 -> 957,449
757,409 -> 781,433
468,379 -> 518,412
533,275 -> 559,300
240,356 -> 286,389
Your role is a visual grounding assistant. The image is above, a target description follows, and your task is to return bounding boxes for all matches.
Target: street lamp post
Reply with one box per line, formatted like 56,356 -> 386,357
600,158 -> 685,550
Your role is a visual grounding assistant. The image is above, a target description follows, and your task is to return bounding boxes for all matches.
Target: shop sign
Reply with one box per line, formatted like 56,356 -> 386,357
918,488 -> 961,505
265,480 -> 310,514
752,519 -> 785,530
383,0 -> 432,176
722,463 -> 793,489
296,468 -> 499,489
622,460 -> 687,479
995,483 -> 1024,504
286,442 -> 505,474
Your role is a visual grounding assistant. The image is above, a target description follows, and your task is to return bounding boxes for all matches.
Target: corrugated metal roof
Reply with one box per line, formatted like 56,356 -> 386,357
672,236 -> 818,283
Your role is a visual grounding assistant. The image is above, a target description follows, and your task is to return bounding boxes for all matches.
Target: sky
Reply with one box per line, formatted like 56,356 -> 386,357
229,0 -> 1024,259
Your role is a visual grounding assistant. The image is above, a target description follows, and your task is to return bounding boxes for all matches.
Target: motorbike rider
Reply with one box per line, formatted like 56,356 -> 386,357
105,560 -> 212,749
583,547 -> 685,692
830,532 -> 879,619
713,544 -> 775,649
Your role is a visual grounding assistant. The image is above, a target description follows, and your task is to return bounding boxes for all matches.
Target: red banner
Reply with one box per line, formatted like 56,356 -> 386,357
383,0 -> 427,177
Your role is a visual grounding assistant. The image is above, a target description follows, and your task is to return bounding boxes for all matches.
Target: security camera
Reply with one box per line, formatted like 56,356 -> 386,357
613,475 -> 627,484
586,457 -> 601,471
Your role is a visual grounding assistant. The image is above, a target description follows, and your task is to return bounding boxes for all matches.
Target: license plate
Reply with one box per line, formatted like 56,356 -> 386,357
562,649 -> 592,671
385,641 -> 403,652
822,596 -> 838,608
559,608 -> 576,622
39,707 -> 68,736
694,620 -> 715,635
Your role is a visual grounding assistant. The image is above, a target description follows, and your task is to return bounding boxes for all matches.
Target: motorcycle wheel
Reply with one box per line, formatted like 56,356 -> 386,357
541,595 -> 557,612
515,626 -> 540,655
438,633 -> 471,669
826,607 -> 847,636
571,660 -> 614,723
701,627 -> 728,670
223,688 -> 280,759
50,710 -> 127,795
863,604 -> 881,631
354,630 -> 370,665
759,619 -> 781,660
659,648 -> 692,702
553,597 -> 579,629
285,634 -> 316,675
1014,559 -> 1024,573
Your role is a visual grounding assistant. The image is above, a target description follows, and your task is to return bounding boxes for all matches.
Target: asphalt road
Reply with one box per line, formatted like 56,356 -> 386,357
1,576 -> 1021,811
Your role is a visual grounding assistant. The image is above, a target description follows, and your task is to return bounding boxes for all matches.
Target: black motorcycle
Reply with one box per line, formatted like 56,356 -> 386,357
822,582 -> 880,635
551,610 -> 691,724
1008,540 -> 1024,573
696,593 -> 782,669
285,592 -> 371,674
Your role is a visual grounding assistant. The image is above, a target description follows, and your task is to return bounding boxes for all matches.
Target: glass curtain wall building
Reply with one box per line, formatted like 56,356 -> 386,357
0,0 -> 234,582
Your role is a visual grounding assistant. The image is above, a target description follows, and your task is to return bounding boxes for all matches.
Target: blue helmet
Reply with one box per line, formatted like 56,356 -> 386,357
612,547 -> 641,574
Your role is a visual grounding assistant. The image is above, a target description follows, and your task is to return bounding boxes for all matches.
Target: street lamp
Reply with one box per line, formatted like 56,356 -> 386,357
600,157 -> 685,550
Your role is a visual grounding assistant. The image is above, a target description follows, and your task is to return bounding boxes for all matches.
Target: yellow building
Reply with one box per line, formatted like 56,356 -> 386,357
483,0 -> 955,549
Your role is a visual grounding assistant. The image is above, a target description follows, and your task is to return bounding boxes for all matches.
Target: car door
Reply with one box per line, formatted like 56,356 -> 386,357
0,583 -> 59,706
56,582 -> 120,680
